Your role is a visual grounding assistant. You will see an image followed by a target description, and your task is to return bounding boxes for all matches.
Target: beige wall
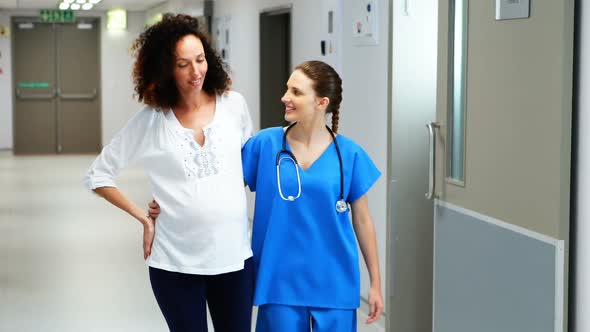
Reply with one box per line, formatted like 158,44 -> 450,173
436,0 -> 574,240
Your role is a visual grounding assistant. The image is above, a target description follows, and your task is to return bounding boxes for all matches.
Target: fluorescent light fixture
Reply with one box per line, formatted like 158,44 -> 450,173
59,3 -> 70,10
89,0 -> 101,3
77,22 -> 93,29
82,3 -> 92,10
107,9 -> 127,30
70,3 -> 80,10
64,0 -> 74,3
76,0 -> 86,3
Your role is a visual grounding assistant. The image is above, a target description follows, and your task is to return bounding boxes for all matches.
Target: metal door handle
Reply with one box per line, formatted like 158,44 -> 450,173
426,122 -> 440,199
59,88 -> 97,100
16,88 -> 56,100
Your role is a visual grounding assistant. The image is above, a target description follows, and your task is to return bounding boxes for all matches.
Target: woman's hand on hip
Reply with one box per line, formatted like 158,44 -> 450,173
148,199 -> 161,219
366,286 -> 384,324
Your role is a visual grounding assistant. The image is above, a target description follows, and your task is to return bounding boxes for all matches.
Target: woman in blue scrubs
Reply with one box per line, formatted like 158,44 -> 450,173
242,60 -> 383,331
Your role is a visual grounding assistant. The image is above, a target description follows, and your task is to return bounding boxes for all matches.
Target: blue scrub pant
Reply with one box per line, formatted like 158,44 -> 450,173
149,257 -> 254,332
256,304 -> 357,332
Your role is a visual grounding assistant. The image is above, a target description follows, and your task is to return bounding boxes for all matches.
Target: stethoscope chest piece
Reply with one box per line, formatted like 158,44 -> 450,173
336,199 -> 348,213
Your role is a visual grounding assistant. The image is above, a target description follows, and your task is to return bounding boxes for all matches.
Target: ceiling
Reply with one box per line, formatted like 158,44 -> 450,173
0,0 -> 165,11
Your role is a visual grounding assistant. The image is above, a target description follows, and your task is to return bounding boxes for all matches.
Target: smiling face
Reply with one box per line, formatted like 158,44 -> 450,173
173,34 -> 208,96
281,69 -> 328,123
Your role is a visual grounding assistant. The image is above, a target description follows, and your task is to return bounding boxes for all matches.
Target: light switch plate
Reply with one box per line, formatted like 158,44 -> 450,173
495,0 -> 530,20
352,1 -> 379,46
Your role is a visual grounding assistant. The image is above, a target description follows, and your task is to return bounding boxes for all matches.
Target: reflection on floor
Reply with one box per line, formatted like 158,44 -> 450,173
0,152 -> 384,331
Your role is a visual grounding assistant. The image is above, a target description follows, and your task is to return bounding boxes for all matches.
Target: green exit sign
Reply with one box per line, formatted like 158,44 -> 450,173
40,10 -> 75,23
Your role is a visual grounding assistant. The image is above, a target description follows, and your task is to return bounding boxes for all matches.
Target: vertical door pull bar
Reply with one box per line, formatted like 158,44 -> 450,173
426,122 -> 440,199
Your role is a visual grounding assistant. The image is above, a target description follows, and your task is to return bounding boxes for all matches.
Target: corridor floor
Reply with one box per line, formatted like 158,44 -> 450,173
0,152 -> 385,332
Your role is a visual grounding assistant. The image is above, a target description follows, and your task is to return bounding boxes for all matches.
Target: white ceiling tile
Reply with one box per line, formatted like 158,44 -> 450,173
0,0 -> 18,8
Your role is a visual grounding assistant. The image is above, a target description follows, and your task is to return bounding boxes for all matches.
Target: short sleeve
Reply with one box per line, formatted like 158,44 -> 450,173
238,93 -> 254,147
83,109 -> 152,192
241,133 -> 261,192
347,148 -> 381,203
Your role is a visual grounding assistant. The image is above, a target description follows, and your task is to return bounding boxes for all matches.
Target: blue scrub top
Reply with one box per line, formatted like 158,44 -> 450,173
242,127 -> 381,309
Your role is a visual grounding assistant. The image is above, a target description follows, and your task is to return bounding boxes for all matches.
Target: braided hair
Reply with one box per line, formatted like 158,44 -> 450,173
295,61 -> 343,133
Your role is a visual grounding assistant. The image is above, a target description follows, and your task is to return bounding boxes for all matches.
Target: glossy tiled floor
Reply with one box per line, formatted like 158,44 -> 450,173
0,152 -> 384,331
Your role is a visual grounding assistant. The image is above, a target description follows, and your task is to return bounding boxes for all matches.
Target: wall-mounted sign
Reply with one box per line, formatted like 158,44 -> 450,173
321,0 -> 343,72
352,1 -> 379,46
40,10 -> 75,23
213,16 -> 231,64
18,82 -> 50,88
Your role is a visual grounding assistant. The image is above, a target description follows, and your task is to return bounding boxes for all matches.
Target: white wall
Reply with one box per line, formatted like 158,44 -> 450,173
214,0 -> 390,298
0,12 -> 13,149
341,0 -> 389,298
575,1 -> 590,331
213,0 -> 262,130
100,11 -> 144,144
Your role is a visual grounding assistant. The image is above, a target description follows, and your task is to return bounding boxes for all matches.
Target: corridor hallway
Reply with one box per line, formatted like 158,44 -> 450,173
0,152 -> 384,331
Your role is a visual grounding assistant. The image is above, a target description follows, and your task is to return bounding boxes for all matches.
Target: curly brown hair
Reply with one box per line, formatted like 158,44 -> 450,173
131,13 -> 231,109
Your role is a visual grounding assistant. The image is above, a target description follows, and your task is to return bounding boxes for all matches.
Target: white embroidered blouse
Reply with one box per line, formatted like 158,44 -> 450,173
83,91 -> 253,275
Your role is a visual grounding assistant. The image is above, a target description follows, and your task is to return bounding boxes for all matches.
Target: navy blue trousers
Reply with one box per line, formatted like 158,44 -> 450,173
149,257 -> 254,332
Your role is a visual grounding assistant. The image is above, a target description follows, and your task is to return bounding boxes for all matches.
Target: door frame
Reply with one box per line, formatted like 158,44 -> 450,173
11,16 -> 102,154
259,5 -> 292,130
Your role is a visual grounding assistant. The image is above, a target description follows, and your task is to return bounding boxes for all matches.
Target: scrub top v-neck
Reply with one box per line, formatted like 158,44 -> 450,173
242,126 -> 381,309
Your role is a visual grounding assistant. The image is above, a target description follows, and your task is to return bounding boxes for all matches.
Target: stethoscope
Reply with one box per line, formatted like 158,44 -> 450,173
276,122 -> 348,213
